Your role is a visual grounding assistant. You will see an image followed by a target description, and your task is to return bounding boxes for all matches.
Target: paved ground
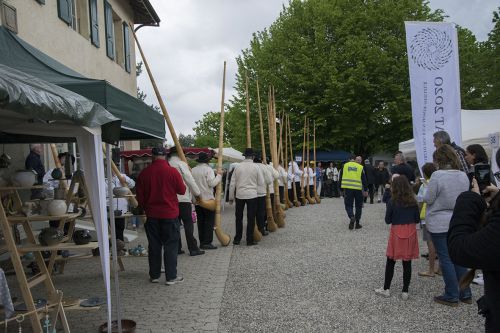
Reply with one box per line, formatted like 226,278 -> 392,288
5,198 -> 484,332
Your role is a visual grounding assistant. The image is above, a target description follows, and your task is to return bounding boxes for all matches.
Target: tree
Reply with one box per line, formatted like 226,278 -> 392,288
481,7 -> 500,108
192,111 -> 235,148
136,62 -> 161,113
178,133 -> 195,147
226,0 -> 492,156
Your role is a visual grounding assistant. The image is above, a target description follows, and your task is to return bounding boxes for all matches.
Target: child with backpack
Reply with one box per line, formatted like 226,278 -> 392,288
375,175 -> 420,300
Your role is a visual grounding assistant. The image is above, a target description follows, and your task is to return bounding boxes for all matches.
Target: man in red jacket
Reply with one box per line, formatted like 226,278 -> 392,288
136,147 -> 186,285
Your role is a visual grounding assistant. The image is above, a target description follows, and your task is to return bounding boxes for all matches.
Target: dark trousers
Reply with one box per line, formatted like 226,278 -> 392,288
279,186 -> 284,203
364,184 -> 375,203
309,185 -> 314,197
344,189 -> 363,222
256,196 -> 266,231
333,181 -> 340,197
384,258 -> 412,292
195,205 -> 215,245
105,217 -> 125,242
295,182 -> 303,201
288,188 -> 294,201
178,202 -> 199,252
235,198 -> 257,242
144,217 -> 180,280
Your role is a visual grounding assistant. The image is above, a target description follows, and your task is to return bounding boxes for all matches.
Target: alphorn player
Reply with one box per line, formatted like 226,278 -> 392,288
277,160 -> 287,204
192,152 -> 223,250
253,152 -> 272,236
288,158 -> 303,204
168,146 -> 205,257
229,148 -> 264,246
305,162 -> 316,200
266,157 -> 280,217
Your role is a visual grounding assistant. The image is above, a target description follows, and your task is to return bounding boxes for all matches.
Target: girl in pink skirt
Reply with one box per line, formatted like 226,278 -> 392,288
375,175 -> 420,300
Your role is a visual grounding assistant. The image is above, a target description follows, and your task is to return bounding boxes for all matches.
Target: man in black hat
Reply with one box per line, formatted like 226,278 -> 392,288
168,146 -> 205,256
228,148 -> 264,245
192,151 -> 222,249
136,147 -> 186,285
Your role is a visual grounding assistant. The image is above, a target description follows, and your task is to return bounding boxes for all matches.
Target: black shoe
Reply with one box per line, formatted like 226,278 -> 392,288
200,244 -> 217,250
232,240 -> 240,245
189,249 -> 205,256
355,223 -> 362,229
262,230 -> 269,236
370,200 -> 374,204
348,217 -> 355,230
178,250 -> 185,255
246,241 -> 257,246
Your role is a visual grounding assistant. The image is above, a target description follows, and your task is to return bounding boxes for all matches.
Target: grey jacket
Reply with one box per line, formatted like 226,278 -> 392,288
423,169 -> 469,233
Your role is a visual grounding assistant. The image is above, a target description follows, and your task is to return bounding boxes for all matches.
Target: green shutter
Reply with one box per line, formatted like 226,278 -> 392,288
89,0 -> 99,47
104,1 -> 115,59
57,0 -> 72,25
123,23 -> 131,73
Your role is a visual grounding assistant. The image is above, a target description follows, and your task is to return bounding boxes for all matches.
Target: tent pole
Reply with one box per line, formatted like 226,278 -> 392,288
106,144 -> 123,333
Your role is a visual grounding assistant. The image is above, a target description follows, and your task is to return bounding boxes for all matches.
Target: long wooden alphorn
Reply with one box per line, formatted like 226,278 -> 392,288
313,120 -> 321,203
246,74 -> 262,242
214,62 -> 231,246
256,80 -> 278,232
299,117 -> 307,206
283,114 -> 293,208
131,26 -> 215,212
277,110 -> 287,210
287,115 -> 300,207
269,86 -> 285,227
305,119 -> 315,205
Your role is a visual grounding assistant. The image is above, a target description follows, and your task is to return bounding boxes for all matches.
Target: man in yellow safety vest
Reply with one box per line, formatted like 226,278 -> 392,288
339,155 -> 368,230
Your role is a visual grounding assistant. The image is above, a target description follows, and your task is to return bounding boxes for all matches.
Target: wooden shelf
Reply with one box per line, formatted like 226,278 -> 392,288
17,242 -> 98,253
7,212 -> 81,222
0,186 -> 44,190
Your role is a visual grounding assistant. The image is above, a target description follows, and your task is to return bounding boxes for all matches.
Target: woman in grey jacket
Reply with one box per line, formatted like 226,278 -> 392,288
423,144 -> 471,306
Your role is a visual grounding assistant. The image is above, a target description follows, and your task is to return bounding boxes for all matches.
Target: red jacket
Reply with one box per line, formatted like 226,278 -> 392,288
136,159 -> 186,219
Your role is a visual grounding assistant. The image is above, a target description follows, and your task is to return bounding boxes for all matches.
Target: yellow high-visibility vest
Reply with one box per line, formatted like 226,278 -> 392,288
341,161 -> 363,190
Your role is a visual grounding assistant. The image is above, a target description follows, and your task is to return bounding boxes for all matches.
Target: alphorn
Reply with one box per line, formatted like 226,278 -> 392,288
269,86 -> 285,227
245,74 -> 262,242
131,26 -> 216,212
305,119 -> 315,205
287,115 -> 300,207
256,80 -> 278,232
214,62 -> 231,246
299,117 -> 307,206
283,113 -> 293,208
277,111 -> 288,210
313,120 -> 321,203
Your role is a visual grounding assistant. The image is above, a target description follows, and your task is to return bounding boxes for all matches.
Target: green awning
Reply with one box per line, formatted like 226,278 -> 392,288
0,64 -> 121,143
0,26 -> 165,140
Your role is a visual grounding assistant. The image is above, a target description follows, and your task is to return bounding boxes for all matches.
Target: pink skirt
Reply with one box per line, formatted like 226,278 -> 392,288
386,224 -> 419,261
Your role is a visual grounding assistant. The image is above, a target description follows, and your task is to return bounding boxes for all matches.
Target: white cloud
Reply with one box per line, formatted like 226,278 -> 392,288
136,0 -> 498,141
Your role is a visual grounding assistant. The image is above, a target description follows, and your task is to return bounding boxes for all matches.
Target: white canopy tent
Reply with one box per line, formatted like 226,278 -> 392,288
212,147 -> 244,162
399,109 -> 500,160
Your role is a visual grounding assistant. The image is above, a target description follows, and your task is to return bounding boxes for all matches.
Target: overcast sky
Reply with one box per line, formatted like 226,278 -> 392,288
136,0 -> 498,141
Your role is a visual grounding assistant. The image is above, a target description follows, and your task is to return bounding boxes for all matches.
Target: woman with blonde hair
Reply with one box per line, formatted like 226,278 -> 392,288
424,144 -> 471,306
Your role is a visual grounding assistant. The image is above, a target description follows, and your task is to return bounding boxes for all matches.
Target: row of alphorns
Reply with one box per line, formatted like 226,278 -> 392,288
132,28 -> 319,247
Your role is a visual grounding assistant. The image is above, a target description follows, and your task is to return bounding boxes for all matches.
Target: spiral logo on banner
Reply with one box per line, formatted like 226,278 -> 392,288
409,28 -> 453,71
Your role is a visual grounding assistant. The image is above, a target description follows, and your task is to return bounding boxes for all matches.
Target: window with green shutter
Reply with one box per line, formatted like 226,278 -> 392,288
57,0 -> 72,25
89,0 -> 99,47
123,23 -> 131,73
104,1 -> 115,59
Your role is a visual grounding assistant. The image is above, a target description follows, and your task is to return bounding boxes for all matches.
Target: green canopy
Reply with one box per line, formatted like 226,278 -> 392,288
0,26 -> 165,140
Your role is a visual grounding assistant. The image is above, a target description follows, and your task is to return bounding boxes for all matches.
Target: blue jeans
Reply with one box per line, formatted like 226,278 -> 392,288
430,232 -> 471,301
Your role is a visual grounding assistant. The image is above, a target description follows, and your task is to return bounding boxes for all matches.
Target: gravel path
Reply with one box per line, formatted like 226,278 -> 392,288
218,197 -> 483,333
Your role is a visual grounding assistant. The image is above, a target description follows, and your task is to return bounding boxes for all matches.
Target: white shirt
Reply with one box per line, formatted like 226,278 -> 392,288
255,163 -> 271,197
229,158 -> 264,200
277,165 -> 287,187
304,167 -> 315,186
105,175 -> 135,213
288,161 -> 303,182
169,155 -> 201,203
192,163 -> 221,201
267,163 -> 280,194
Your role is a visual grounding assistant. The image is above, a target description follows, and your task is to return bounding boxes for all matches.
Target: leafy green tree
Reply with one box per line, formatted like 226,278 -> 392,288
178,133 -> 195,147
481,8 -> 500,108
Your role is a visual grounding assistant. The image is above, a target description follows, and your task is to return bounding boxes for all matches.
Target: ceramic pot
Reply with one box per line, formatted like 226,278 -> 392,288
47,200 -> 67,216
73,229 -> 92,245
51,168 -> 63,180
12,170 -> 36,187
113,187 -> 130,197
38,228 -> 64,246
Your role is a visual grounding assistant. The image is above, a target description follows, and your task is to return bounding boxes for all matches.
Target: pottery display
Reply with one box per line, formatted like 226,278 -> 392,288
54,188 -> 66,200
39,200 -> 50,215
113,186 -> 130,197
38,228 -> 64,246
11,170 -> 36,187
47,199 -> 67,216
73,229 -> 92,245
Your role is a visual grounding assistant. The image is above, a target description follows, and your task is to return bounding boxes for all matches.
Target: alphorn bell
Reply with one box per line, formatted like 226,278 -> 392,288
214,61 -> 231,246
313,120 -> 321,204
245,74 -> 262,242
300,117 -> 307,206
131,26 -> 216,212
287,115 -> 300,207
269,86 -> 285,227
256,80 -> 278,232
305,119 -> 315,205
283,114 -> 293,208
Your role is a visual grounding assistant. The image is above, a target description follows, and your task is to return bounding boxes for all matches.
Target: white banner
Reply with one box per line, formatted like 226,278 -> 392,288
405,22 -> 462,170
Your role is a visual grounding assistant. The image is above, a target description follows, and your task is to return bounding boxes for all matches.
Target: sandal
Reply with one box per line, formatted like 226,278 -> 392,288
418,271 -> 435,277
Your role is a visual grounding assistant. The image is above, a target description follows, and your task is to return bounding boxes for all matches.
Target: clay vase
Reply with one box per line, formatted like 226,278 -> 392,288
47,200 -> 67,216
73,229 -> 92,245
12,170 -> 36,187
38,228 -> 64,246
